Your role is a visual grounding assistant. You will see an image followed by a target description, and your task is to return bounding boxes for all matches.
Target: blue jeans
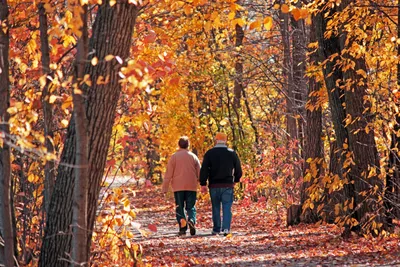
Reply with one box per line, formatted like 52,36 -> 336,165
174,191 -> 197,229
209,187 -> 233,233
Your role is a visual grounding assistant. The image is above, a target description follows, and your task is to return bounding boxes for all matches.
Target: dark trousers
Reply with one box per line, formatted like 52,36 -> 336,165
174,191 -> 197,229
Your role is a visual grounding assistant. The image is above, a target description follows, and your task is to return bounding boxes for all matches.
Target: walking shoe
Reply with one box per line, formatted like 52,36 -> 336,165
223,229 -> 230,236
188,220 -> 196,236
211,230 -> 220,235
178,226 -> 187,236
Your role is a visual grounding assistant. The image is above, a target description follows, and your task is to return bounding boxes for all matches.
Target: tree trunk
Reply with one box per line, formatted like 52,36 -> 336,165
291,1 -> 306,147
314,5 -> 356,233
298,14 -> 323,224
0,1 -> 15,266
316,0 -> 385,234
38,2 -> 55,213
279,6 -> 296,141
39,2 -> 139,266
233,21 -> 244,110
385,1 -> 400,226
71,3 -> 89,266
291,3 -> 307,187
338,0 -> 383,232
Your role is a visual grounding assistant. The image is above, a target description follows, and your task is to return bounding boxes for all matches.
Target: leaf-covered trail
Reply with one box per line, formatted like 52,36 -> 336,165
131,186 -> 400,266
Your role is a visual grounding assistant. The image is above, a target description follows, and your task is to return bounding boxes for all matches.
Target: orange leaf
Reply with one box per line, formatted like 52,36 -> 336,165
292,8 -> 301,21
169,77 -> 180,86
11,163 -> 21,171
281,4 -> 289,13
143,31 -> 157,44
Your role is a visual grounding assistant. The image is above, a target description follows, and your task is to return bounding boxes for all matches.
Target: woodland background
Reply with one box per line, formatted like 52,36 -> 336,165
0,0 -> 400,266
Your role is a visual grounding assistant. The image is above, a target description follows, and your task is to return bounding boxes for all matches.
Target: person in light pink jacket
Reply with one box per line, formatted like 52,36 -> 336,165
162,136 -> 201,236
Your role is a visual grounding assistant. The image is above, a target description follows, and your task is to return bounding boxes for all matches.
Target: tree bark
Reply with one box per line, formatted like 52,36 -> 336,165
338,0 -> 382,232
316,0 -> 385,234
291,6 -> 306,157
279,6 -> 296,141
38,2 -> 55,213
71,3 -> 89,266
39,2 -> 139,266
314,5 -> 356,232
298,14 -> 323,224
233,22 -> 244,110
0,1 -> 15,265
385,1 -> 400,225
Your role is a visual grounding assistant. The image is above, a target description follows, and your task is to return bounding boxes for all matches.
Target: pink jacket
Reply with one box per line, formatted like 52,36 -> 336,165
162,149 -> 201,192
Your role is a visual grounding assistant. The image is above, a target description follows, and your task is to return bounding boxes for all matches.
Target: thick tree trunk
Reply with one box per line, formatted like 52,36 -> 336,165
338,0 -> 383,232
71,3 -> 89,266
39,2 -> 139,267
38,2 -> 55,213
316,0 -> 385,234
298,14 -> 323,224
314,6 -> 357,232
385,1 -> 400,225
0,1 -> 14,266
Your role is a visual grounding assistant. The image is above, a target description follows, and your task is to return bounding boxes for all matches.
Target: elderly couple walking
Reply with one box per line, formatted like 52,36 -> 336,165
161,133 -> 243,236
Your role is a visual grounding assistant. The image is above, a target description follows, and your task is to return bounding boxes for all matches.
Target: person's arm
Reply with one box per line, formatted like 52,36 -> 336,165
194,155 -> 201,181
199,151 -> 210,186
162,155 -> 175,193
233,152 -> 242,183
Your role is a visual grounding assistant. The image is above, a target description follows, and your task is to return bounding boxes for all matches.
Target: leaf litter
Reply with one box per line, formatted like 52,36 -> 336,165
121,186 -> 400,266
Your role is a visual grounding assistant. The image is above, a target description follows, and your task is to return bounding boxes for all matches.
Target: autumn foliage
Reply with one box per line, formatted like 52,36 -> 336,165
0,0 -> 400,266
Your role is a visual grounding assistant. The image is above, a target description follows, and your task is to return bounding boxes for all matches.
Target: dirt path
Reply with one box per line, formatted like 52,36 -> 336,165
130,186 -> 400,266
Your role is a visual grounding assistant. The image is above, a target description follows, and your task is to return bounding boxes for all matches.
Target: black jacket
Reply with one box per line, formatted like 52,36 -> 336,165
200,145 -> 242,186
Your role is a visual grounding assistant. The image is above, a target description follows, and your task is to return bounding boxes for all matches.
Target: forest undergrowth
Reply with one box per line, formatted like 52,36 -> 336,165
98,184 -> 400,267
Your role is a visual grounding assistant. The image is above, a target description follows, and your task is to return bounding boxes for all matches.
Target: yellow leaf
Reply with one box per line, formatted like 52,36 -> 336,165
273,4 -> 280,9
281,4 -> 289,13
110,0 -> 116,6
39,75 -> 47,88
7,107 -> 18,115
263,16 -> 273,31
74,88 -> 83,95
105,54 -> 114,61
234,18 -> 245,27
305,15 -> 312,25
61,119 -> 69,127
125,239 -> 131,248
49,95 -> 58,104
91,57 -> 98,66
28,173 -> 38,183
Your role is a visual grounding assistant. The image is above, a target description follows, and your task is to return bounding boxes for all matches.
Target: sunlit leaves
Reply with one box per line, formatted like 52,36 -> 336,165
281,4 -> 290,13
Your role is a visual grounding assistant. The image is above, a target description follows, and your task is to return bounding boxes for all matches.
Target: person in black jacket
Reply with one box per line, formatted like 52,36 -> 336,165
200,132 -> 242,236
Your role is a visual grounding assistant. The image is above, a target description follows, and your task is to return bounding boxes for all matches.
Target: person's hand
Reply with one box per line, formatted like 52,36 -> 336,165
201,186 -> 208,194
